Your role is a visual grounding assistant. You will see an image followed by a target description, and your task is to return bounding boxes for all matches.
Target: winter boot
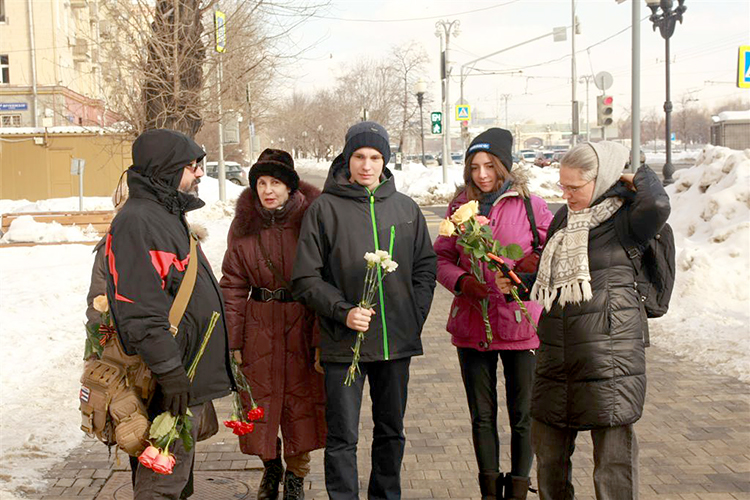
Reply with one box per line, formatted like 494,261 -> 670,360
283,470 -> 305,500
479,472 -> 501,500
501,474 -> 531,500
257,457 -> 284,500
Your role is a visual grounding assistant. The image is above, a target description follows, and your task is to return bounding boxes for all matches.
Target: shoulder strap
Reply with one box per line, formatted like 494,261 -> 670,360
523,196 -> 541,251
168,232 -> 198,337
256,233 -> 292,290
614,205 -> 642,262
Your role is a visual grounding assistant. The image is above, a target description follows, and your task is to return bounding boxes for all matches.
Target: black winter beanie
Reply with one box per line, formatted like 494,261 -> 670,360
465,128 -> 514,172
343,121 -> 391,166
249,148 -> 299,194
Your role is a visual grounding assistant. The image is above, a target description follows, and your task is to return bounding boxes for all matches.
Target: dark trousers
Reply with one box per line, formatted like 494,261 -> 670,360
323,357 -> 411,500
532,420 -> 640,500
457,347 -> 535,477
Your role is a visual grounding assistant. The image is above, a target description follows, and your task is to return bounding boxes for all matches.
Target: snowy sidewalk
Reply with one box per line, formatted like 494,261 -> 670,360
29,286 -> 750,500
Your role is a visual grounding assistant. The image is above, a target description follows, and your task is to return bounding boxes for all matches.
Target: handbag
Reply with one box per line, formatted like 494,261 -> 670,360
197,400 -> 219,442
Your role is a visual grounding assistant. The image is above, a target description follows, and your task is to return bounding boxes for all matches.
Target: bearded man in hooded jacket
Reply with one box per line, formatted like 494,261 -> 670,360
105,129 -> 233,499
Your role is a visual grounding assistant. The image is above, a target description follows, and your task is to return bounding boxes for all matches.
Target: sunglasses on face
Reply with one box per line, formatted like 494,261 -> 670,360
186,162 -> 204,174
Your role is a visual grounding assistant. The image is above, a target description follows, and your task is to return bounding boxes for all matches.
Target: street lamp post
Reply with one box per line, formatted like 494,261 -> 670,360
646,0 -> 686,186
414,79 -> 427,166
435,19 -> 460,182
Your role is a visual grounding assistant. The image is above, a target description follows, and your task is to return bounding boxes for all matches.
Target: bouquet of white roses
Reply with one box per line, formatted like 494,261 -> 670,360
344,250 -> 398,386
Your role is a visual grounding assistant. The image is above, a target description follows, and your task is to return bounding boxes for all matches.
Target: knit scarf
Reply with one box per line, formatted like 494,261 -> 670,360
531,196 -> 624,311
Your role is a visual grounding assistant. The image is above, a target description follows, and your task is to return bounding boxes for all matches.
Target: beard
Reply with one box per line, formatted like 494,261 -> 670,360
179,179 -> 200,197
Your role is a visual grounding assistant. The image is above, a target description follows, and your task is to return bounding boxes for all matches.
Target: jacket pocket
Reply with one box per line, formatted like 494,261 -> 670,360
446,296 -> 483,340
491,297 -> 539,342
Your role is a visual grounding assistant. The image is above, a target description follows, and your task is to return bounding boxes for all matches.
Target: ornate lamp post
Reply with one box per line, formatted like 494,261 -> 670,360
646,0 -> 686,186
414,79 -> 427,166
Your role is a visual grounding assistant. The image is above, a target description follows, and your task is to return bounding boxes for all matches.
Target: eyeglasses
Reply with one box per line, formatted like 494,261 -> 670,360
186,162 -> 204,174
556,179 -> 593,194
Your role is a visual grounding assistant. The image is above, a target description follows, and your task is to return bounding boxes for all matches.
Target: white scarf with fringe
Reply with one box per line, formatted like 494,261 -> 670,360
531,197 -> 624,311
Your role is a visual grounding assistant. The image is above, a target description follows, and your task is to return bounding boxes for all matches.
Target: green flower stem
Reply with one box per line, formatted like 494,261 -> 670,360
470,255 -> 494,344
510,287 -> 537,332
186,311 -> 220,382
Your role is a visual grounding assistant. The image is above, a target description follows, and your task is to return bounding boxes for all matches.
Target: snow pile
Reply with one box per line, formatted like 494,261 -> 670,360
0,216 -> 100,244
650,145 -> 750,382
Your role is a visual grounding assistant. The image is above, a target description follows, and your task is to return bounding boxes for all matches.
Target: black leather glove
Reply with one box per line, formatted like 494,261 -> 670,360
155,366 -> 191,416
458,275 -> 490,301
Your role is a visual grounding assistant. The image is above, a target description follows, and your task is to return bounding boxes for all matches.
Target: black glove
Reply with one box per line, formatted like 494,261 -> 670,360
458,275 -> 490,301
155,366 -> 191,416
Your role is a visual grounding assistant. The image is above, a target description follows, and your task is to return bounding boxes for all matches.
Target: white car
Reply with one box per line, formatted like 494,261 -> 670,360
520,152 -> 537,164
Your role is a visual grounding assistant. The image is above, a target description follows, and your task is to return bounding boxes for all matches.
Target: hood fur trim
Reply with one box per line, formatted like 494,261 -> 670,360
231,180 -> 321,238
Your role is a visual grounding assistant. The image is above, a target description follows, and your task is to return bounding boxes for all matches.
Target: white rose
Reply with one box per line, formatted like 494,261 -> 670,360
451,200 -> 479,225
93,295 -> 109,313
438,219 -> 456,237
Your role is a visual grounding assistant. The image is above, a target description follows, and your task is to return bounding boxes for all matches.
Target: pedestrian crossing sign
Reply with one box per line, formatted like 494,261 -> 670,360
738,46 -> 750,89
455,104 -> 471,121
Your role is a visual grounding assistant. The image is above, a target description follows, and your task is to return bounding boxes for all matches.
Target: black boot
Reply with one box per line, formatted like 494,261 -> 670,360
479,472 -> 500,500
257,457 -> 284,500
283,470 -> 305,500
501,474 -> 530,500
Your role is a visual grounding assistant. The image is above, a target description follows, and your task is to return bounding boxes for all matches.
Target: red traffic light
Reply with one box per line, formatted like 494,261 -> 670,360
603,96 -> 613,105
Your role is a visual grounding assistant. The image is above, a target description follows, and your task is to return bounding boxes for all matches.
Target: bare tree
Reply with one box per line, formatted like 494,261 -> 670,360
390,41 -> 430,153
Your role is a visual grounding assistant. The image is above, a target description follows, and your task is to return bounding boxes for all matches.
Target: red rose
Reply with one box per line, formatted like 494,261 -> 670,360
138,445 -> 159,469
151,452 -> 175,475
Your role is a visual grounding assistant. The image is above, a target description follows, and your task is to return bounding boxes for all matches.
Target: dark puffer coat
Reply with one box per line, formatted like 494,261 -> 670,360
531,165 -> 670,430
220,181 -> 326,460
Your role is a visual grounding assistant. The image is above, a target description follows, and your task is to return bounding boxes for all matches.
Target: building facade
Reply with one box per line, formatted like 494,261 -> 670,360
0,0 -> 119,128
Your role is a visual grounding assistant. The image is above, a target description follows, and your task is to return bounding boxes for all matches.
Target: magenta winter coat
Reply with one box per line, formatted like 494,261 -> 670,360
435,188 -> 554,351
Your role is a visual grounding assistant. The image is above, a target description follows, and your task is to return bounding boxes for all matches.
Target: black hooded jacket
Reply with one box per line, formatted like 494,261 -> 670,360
105,130 -> 233,405
291,154 -> 437,363
531,165 -> 670,430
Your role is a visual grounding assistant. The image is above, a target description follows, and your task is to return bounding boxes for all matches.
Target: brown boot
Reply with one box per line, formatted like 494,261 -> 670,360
479,472 -> 501,500
501,474 -> 530,500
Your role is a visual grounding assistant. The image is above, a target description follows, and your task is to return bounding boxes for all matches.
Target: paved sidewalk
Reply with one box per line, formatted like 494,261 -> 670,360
30,286 -> 749,499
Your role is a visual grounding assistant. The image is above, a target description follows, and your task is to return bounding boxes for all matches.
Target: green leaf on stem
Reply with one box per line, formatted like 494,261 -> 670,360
501,243 -> 524,260
149,412 -> 177,440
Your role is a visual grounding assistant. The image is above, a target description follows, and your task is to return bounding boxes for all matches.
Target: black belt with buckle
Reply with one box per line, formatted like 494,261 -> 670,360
250,287 -> 294,303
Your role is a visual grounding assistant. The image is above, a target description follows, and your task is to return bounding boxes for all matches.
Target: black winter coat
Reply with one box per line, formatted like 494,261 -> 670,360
531,165 -> 670,430
106,170 -> 233,406
291,154 -> 437,363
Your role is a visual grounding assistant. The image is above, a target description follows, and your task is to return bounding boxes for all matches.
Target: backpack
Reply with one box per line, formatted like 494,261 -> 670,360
614,208 -> 676,319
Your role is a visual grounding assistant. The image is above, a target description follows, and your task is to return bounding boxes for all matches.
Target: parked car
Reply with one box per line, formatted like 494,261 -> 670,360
534,151 -> 555,168
451,152 -> 464,165
551,151 -> 566,165
520,151 -> 537,164
423,154 -> 439,167
204,161 -> 249,186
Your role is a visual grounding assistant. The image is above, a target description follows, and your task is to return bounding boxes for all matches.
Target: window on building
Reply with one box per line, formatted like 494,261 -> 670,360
0,0 -> 6,23
0,55 -> 9,83
1,115 -> 21,127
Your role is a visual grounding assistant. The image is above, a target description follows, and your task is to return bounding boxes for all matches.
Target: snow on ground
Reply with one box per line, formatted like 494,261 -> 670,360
0,148 -> 748,497
294,158 -> 562,205
649,145 -> 750,382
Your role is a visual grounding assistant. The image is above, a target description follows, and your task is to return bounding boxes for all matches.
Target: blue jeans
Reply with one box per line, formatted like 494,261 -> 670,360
322,358 -> 411,500
531,419 -> 639,500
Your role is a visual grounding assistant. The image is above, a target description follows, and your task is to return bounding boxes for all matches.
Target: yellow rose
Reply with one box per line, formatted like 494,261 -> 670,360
93,294 -> 109,313
438,219 -> 456,237
451,200 -> 479,225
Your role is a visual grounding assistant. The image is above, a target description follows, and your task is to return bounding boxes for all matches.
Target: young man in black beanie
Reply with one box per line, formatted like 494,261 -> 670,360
292,121 -> 437,499
106,129 -> 233,499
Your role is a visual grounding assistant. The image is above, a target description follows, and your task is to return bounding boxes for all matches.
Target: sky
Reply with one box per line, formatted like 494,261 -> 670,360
275,0 -> 750,127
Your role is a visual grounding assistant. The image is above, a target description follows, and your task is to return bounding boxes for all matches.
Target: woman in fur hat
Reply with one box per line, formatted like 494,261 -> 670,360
220,149 -> 326,500
434,128 -> 554,500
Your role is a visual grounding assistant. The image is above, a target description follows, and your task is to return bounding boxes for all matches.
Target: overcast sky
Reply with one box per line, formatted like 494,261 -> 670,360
274,0 -> 749,128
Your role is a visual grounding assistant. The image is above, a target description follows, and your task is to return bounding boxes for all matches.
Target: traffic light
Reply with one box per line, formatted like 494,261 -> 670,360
596,95 -> 614,127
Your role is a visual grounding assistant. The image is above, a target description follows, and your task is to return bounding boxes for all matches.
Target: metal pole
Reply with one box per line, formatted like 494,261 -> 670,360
631,0 -> 641,173
439,33 -> 448,183
663,35 -> 674,184
444,29 -> 452,170
585,77 -> 590,141
27,0 -> 38,127
571,0 -> 577,146
79,163 -> 84,211
418,94 -> 426,166
217,56 -> 226,202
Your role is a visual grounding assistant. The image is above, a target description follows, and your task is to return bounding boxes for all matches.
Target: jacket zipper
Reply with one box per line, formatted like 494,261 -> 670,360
367,185 -> 390,360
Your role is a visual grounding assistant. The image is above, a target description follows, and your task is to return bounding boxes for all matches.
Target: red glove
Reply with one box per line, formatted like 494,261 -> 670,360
459,275 -> 490,301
